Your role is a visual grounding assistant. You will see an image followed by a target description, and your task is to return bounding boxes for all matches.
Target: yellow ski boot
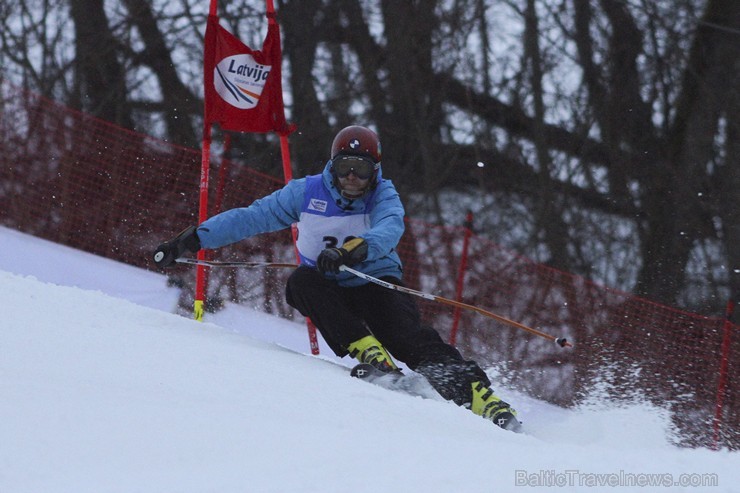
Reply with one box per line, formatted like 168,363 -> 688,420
347,335 -> 400,373
470,381 -> 522,432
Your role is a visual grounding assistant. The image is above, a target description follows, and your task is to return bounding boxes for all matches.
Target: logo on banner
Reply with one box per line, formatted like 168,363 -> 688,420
214,54 -> 271,109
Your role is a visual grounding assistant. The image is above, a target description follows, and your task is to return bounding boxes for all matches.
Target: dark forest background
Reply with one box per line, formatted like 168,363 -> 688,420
1,0 -> 738,315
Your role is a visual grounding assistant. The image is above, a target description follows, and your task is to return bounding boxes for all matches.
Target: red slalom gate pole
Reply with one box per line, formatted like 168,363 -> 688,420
194,122 -> 212,321
712,299 -> 735,450
193,0 -> 219,321
266,0 -> 319,355
279,133 -> 320,355
449,210 -> 473,345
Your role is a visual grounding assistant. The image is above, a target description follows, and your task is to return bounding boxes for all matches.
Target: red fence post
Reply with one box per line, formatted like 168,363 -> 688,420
713,299 -> 735,450
449,210 -> 473,345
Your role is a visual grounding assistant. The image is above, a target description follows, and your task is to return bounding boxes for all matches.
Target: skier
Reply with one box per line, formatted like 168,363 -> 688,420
153,125 -> 521,432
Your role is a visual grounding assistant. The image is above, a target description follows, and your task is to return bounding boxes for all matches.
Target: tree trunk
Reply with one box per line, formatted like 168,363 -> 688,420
69,0 -> 133,128
122,0 -> 199,147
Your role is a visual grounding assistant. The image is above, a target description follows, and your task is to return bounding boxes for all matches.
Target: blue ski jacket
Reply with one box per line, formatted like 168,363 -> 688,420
196,162 -> 405,286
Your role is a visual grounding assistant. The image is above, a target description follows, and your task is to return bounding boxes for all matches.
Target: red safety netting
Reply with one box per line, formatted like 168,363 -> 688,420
1,79 -> 737,449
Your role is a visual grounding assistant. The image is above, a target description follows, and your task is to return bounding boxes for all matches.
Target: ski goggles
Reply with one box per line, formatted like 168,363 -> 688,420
331,155 -> 377,180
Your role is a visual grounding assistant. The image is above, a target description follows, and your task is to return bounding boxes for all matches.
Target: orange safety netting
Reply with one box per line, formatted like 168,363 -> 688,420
1,80 -> 737,449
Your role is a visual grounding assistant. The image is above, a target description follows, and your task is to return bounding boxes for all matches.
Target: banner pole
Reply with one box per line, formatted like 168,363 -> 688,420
279,135 -> 320,354
266,0 -> 319,354
193,0 -> 219,322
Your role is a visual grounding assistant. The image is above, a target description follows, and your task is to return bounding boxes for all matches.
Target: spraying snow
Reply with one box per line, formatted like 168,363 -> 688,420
1,227 -> 737,492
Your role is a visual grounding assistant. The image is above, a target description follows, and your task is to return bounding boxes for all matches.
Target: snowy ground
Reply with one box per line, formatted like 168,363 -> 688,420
1,226 -> 738,492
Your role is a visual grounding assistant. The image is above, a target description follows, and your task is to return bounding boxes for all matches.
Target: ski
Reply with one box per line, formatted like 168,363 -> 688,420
350,363 -> 524,433
350,363 -> 403,382
350,363 -> 436,398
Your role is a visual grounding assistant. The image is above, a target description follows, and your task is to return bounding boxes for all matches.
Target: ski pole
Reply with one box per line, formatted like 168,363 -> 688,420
175,258 -> 572,347
339,265 -> 572,348
175,258 -> 298,269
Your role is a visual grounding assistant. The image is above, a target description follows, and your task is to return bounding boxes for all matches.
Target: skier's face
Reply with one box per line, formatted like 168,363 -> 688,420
337,173 -> 370,198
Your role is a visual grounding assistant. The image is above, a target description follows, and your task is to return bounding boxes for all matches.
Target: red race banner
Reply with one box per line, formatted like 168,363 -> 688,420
203,14 -> 294,135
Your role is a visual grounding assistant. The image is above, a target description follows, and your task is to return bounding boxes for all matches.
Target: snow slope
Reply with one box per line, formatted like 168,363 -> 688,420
1,226 -> 738,492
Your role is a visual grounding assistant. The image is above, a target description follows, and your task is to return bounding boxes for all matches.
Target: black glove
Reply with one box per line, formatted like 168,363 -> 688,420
317,237 -> 368,274
153,225 -> 201,268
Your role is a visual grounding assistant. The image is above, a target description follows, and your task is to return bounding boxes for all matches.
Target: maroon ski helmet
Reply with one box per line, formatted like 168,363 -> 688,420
330,125 -> 382,163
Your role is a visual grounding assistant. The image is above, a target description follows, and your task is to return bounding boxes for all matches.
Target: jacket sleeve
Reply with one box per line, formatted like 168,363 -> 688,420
196,179 -> 305,249
362,180 -> 405,261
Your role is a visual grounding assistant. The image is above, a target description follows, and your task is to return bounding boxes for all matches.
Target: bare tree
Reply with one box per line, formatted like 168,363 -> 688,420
120,0 -> 200,146
2,0 -> 737,311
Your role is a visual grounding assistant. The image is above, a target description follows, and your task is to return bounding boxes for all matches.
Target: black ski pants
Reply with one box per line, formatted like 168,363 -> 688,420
285,266 -> 490,404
